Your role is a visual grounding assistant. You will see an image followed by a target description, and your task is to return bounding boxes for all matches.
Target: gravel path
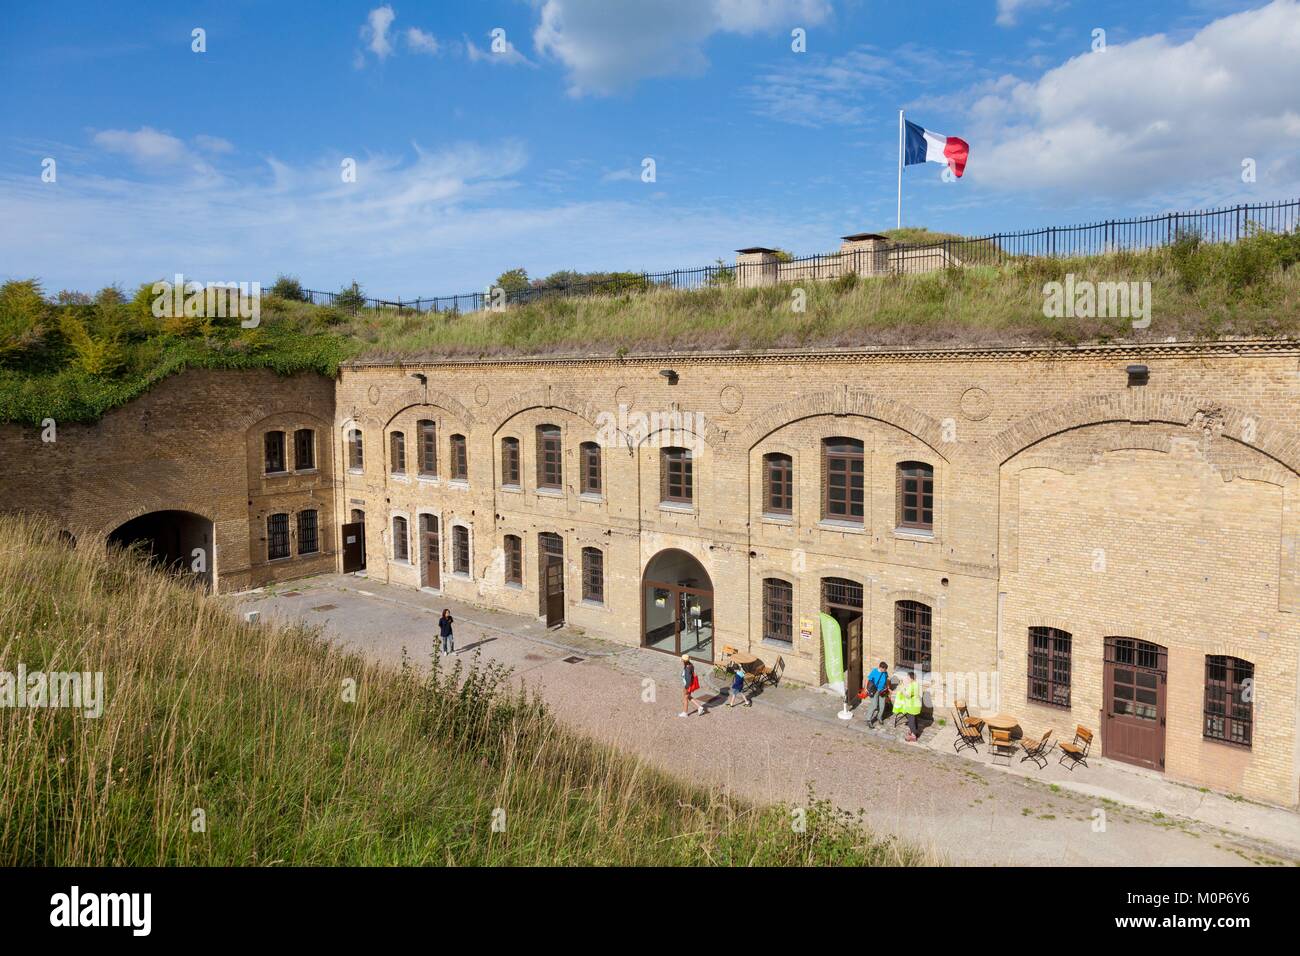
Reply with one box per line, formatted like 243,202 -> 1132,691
229,575 -> 1300,867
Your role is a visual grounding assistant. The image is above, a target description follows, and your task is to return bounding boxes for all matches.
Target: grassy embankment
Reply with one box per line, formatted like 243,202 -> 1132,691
2,230 -> 1297,425
0,515 -> 925,866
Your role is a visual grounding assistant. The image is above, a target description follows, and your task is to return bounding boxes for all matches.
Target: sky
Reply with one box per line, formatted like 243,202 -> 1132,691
1,0 -> 1298,298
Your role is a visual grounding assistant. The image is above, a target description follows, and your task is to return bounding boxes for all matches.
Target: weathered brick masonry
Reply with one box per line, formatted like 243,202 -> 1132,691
2,342 -> 1298,806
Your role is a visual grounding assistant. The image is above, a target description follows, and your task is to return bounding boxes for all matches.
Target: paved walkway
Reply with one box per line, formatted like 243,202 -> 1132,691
225,573 -> 1300,867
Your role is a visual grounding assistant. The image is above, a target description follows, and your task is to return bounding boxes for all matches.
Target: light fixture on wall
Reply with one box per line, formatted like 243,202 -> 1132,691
1126,364 -> 1149,387
659,369 -> 679,385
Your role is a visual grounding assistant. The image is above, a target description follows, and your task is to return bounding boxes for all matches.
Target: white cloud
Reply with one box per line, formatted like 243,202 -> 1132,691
533,0 -> 832,96
406,27 -> 440,55
969,0 -> 1300,198
361,5 -> 396,60
93,127 -> 190,165
995,0 -> 1059,28
465,31 -> 534,66
193,134 -> 234,155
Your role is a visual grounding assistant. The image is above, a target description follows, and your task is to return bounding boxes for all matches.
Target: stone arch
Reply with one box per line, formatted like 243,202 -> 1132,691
381,394 -> 475,430
740,387 -> 951,460
990,391 -> 1300,475
487,385 -> 603,433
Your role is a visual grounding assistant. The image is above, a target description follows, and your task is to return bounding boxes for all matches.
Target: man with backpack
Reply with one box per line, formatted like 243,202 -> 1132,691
864,661 -> 890,728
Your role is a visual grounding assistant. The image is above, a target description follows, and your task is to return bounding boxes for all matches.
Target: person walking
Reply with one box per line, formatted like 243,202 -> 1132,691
438,608 -> 455,655
864,660 -> 890,727
727,663 -> 751,708
678,653 -> 707,717
894,670 -> 923,742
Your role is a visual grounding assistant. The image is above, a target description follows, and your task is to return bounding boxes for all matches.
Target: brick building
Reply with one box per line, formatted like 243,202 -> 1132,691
3,340 -> 1298,806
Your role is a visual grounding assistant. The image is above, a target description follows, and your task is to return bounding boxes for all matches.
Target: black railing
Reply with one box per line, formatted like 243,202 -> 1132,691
297,197 -> 1299,315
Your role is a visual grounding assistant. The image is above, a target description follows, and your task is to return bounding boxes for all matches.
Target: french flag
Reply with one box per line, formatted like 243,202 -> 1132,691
904,120 -> 969,178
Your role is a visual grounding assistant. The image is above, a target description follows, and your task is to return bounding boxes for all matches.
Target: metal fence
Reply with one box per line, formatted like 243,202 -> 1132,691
297,197 -> 1299,315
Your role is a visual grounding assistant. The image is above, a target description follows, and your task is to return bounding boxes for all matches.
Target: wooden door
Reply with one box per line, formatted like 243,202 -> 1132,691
420,515 -> 440,590
341,522 -> 364,573
545,558 -> 565,628
846,616 -> 863,706
1102,638 -> 1167,770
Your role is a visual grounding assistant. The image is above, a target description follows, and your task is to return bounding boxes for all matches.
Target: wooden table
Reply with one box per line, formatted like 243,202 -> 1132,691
726,651 -> 760,667
984,714 -> 1021,765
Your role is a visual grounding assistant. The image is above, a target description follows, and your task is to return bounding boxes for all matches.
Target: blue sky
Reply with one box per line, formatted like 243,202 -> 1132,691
1,0 -> 1297,298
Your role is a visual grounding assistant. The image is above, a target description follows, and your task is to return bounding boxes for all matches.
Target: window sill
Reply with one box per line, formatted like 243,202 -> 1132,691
267,555 -> 292,563
451,572 -> 472,581
264,470 -> 290,478
581,599 -> 606,609
416,474 -> 440,484
761,638 -> 794,651
390,473 -> 409,482
579,492 -> 604,503
347,467 -> 364,476
506,581 -> 523,590
818,519 -> 865,533
537,487 -> 565,498
295,467 -> 319,476
500,483 -> 522,493
298,549 -> 320,557
391,559 -> 411,566
659,501 -> 695,514
448,479 -> 469,489
894,527 -> 935,541
761,512 -> 794,525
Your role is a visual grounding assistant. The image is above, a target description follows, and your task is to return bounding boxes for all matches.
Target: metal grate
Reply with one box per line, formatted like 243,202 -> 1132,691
310,604 -> 337,612
563,656 -> 584,664
821,577 -> 863,610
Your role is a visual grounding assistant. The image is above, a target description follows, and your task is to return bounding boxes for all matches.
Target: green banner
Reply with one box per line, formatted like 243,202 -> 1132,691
820,612 -> 844,689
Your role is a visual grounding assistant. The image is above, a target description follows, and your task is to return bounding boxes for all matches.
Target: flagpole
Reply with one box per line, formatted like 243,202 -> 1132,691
897,109 -> 904,230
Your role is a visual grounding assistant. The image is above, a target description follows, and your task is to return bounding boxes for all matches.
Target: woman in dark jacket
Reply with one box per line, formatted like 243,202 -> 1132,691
439,609 -> 455,655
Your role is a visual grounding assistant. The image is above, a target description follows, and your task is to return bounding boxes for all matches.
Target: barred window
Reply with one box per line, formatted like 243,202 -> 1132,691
764,453 -> 793,515
537,425 -> 562,490
894,600 -> 932,674
392,516 -> 409,563
504,534 -> 522,585
580,442 -> 601,495
1204,656 -> 1253,747
1028,627 -> 1071,707
347,428 -> 364,471
897,461 -> 934,530
661,447 -> 693,504
297,509 -> 319,555
762,578 -> 794,645
581,547 -> 604,603
267,513 -> 290,560
450,434 -> 468,480
294,428 -> 315,470
390,431 -> 406,475
823,438 -> 864,521
501,437 -> 521,487
453,525 -> 470,574
264,431 -> 286,474
417,420 -> 437,476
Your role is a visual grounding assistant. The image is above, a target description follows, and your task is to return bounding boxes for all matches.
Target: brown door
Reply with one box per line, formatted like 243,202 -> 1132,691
420,514 -> 440,589
545,558 -> 565,628
846,617 -> 863,706
1102,637 -> 1168,770
341,522 -> 364,573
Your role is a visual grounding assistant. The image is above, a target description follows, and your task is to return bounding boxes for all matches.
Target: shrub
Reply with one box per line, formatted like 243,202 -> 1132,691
271,274 -> 308,302
335,281 -> 366,313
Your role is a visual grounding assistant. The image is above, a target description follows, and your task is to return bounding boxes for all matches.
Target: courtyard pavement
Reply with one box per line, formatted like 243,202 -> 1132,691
224,572 -> 1300,867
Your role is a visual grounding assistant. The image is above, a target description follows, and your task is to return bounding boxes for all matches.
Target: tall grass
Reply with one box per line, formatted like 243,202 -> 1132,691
0,515 -> 925,866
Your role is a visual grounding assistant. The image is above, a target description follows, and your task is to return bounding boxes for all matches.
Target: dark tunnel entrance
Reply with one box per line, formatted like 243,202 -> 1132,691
107,510 -> 214,590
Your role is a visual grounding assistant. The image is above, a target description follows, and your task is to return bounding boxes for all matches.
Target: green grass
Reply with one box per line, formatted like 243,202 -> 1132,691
4,230 -> 1298,424
0,515 -> 927,866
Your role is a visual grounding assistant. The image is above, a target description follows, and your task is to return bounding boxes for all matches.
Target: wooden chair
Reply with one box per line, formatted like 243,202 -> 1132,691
952,709 -> 983,754
1019,729 -> 1054,769
759,656 -> 785,688
955,699 -> 985,733
1058,726 -> 1093,771
989,728 -> 1016,766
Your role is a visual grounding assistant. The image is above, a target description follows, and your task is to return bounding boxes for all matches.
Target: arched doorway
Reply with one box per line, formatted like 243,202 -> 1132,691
642,549 -> 713,661
107,510 -> 214,589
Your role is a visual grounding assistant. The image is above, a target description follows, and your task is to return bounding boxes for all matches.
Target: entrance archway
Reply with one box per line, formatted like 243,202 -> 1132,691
642,549 -> 713,661
107,510 -> 214,589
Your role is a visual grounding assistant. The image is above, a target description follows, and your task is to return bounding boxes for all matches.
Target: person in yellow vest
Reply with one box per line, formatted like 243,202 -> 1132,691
895,670 -> 922,742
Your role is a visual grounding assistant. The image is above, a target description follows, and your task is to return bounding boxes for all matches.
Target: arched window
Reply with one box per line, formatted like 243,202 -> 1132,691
580,442 -> 602,495
450,434 -> 468,481
762,578 -> 793,644
417,420 -> 437,476
347,428 -> 364,471
537,424 -> 562,490
297,509 -> 319,555
897,461 -> 934,530
661,447 -> 693,504
822,438 -> 863,521
392,516 -> 409,563
763,453 -> 793,515
894,600 -> 932,674
581,547 -> 604,603
264,431 -> 286,474
267,513 -> 290,560
504,534 -> 523,585
1204,656 -> 1253,747
452,525 -> 470,575
293,428 -> 315,470
501,437 -> 521,487
390,431 -> 406,475
1028,627 -> 1071,707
